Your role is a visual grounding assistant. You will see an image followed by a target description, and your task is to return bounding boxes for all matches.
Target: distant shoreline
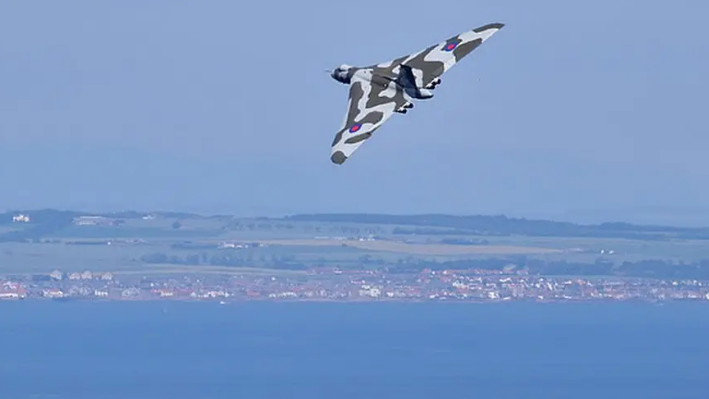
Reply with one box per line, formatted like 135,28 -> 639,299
1,297 -> 702,305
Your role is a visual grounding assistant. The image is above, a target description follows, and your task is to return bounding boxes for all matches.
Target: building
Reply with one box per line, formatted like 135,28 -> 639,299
12,214 -> 30,223
50,270 -> 63,280
43,288 -> 64,298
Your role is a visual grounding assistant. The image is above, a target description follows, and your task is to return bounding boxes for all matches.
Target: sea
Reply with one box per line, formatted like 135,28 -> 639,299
0,300 -> 708,399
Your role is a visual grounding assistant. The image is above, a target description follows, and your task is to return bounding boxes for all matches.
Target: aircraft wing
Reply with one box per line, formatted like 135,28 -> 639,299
330,74 -> 408,165
374,22 -> 504,89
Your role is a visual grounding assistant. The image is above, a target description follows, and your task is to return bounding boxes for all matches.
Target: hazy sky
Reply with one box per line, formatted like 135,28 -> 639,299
1,1 -> 708,224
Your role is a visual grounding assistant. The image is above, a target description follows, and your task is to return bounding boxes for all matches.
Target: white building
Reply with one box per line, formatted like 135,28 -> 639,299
12,214 -> 30,223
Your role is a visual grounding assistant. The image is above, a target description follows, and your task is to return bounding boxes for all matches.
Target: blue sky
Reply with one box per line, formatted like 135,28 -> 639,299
1,1 -> 708,224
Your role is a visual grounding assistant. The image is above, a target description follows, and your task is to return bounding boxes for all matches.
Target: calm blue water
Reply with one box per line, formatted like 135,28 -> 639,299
1,301 -> 708,399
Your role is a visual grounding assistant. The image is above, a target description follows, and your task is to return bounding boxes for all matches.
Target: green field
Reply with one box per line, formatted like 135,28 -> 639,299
2,210 -> 709,278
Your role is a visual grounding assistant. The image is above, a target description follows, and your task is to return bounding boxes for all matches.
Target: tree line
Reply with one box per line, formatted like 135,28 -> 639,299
284,213 -> 709,240
139,250 -> 709,281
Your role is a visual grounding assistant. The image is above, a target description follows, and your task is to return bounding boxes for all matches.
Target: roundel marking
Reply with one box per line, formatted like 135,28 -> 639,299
349,124 -> 362,133
444,42 -> 458,52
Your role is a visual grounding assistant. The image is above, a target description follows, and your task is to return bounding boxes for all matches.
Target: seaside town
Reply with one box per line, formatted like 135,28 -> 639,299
1,267 -> 708,303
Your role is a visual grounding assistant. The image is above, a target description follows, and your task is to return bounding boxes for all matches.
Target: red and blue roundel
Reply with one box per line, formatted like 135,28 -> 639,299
444,42 -> 458,52
349,124 -> 362,133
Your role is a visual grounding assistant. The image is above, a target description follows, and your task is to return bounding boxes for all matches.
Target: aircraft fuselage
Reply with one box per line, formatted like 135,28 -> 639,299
329,64 -> 434,100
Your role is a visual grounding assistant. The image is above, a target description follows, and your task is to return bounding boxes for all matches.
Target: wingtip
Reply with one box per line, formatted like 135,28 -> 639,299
331,151 -> 347,165
473,22 -> 505,32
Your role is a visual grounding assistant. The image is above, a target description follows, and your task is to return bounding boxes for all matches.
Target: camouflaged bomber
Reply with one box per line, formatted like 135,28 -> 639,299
328,23 -> 504,165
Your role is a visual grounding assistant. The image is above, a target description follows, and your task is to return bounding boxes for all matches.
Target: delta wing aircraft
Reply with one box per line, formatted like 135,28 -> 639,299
328,23 -> 504,165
